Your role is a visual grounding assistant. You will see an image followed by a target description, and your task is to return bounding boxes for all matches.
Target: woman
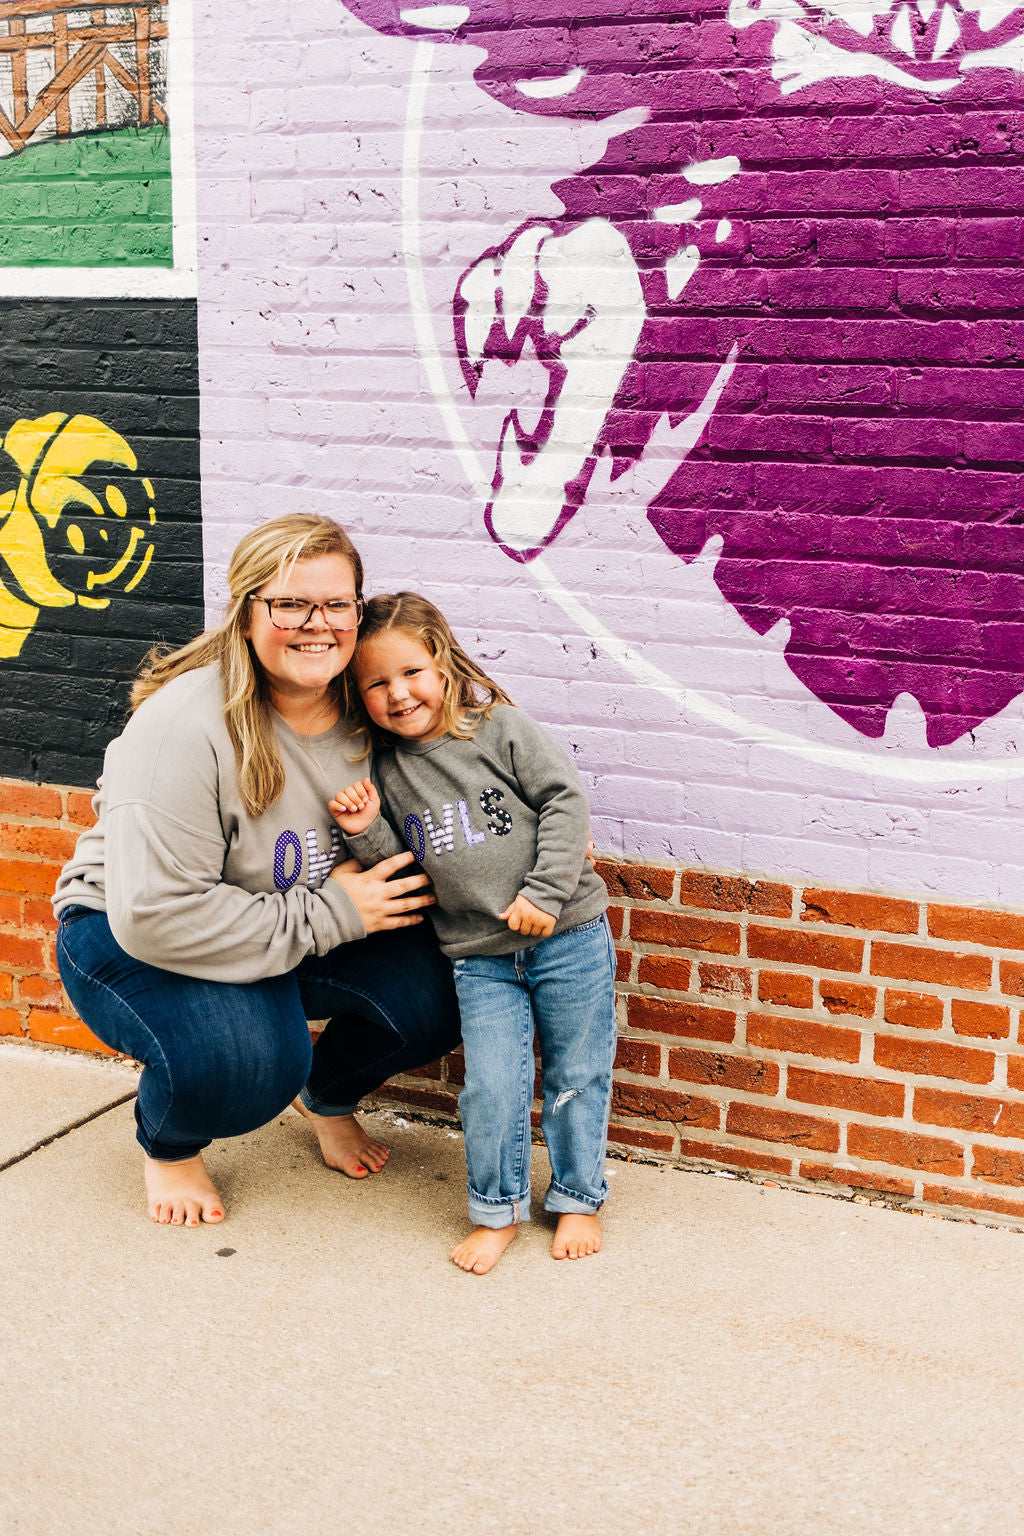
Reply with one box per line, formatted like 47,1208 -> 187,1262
53,514 -> 460,1227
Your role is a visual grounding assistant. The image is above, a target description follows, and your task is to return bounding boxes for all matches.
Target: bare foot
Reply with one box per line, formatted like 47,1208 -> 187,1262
292,1099 -> 390,1178
450,1224 -> 518,1275
144,1153 -> 225,1227
552,1212 -> 602,1260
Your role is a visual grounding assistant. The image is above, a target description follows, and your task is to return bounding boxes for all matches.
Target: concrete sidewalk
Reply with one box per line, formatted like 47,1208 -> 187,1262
3,1041 -> 1024,1536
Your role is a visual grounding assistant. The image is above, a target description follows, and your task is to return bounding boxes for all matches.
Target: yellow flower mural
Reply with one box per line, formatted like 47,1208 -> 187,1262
0,412 -> 155,659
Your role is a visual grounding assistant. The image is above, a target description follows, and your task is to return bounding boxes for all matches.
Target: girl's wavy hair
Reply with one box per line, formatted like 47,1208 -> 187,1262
353,591 -> 513,753
131,514 -> 364,817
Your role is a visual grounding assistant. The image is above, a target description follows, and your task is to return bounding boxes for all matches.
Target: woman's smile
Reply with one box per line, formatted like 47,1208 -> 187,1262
245,551 -> 360,722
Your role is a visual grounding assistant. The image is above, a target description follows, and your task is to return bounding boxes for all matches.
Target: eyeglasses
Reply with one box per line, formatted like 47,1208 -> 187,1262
248,595 -> 365,631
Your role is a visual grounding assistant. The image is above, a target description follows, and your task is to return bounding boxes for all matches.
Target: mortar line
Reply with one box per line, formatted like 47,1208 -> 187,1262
0,1090 -> 138,1174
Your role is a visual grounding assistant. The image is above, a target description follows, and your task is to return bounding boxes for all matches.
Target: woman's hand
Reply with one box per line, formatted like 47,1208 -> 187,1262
329,851 -> 434,933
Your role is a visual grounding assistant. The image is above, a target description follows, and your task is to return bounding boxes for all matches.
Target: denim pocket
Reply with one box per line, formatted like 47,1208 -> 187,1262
567,915 -> 605,936
58,905 -> 98,928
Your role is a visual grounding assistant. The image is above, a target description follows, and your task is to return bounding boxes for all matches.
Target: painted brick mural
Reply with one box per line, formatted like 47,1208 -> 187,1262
8,0 -> 1024,1226
0,1 -> 199,786
197,0 -> 1024,908
0,298 -> 202,784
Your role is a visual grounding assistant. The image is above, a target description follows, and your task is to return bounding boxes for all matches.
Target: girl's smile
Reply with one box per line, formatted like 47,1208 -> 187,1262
354,632 -> 448,741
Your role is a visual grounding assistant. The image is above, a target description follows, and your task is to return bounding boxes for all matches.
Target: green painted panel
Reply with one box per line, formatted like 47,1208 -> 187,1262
0,125 -> 172,268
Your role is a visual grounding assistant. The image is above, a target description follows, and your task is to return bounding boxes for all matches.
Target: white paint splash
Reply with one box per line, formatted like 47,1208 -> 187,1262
654,198 -> 703,223
399,5 -> 470,28
516,67 -> 585,98
665,243 -> 701,299
683,156 -> 741,186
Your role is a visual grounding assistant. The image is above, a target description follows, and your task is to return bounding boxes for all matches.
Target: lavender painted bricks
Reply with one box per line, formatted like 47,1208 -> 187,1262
340,0 -> 1024,747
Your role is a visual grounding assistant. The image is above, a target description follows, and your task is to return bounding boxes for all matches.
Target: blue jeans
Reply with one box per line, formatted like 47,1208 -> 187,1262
451,915 -> 617,1228
56,907 -> 460,1162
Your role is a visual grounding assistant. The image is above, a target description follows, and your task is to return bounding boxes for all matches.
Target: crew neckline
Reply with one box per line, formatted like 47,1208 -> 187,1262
274,713 -> 352,747
385,732 -> 452,755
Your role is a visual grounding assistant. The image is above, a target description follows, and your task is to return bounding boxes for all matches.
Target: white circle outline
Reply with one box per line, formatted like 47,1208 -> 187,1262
401,41 -> 1024,785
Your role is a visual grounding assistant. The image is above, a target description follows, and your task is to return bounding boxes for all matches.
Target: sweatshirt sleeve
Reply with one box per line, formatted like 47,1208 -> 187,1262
343,812 -> 406,868
503,712 -> 591,919
97,678 -> 365,981
103,799 -> 365,981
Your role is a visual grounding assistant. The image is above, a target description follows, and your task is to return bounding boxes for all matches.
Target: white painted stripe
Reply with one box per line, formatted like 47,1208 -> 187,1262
0,268 -> 198,298
402,43 -> 491,502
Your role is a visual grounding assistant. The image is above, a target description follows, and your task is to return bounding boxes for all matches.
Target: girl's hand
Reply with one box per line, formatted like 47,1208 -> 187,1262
329,777 -> 381,836
329,851 -> 434,933
499,893 -> 557,938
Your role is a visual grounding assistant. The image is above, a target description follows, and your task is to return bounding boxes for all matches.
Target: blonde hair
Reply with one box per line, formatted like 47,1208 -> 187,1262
353,591 -> 513,752
132,514 -> 364,817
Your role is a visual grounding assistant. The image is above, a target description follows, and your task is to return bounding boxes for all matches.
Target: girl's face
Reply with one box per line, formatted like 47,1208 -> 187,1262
246,553 -> 360,710
354,630 -> 448,742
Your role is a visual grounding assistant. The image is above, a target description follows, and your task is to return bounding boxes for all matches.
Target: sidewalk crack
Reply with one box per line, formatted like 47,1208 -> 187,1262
0,1090 -> 138,1174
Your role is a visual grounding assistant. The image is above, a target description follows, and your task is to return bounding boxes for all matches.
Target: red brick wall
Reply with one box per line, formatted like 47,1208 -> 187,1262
370,862 -> 1024,1229
9,773 -> 1024,1226
0,780 -> 109,1053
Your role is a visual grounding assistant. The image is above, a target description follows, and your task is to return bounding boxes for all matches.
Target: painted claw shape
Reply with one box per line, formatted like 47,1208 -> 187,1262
455,216 -> 646,560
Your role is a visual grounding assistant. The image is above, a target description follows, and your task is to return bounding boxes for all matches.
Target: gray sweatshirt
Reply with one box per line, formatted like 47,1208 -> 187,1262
53,665 -> 366,981
345,705 -> 607,959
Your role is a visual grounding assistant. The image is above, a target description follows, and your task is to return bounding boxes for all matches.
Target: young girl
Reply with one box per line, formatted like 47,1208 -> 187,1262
330,592 -> 617,1274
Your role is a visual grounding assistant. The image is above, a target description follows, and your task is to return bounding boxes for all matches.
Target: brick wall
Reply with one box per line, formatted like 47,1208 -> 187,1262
384,860 -> 1024,1226
196,0 -> 1024,913
0,779 -> 106,1052
0,299 -> 203,789
13,769 -> 1024,1228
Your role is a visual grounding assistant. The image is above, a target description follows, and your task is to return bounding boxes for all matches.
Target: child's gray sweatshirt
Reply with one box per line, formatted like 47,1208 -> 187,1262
345,705 -> 608,958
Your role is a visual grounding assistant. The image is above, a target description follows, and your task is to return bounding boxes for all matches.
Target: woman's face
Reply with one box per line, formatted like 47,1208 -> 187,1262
246,553 -> 360,710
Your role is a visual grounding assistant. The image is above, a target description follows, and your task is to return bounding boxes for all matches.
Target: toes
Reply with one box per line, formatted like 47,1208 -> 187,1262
552,1219 -> 602,1259
357,1140 -> 389,1172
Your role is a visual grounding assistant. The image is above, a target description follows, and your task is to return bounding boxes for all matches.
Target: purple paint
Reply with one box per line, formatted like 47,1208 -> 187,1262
340,0 -> 1024,746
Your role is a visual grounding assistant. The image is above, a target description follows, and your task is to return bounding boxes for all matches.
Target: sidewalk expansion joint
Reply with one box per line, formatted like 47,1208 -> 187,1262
0,1090 -> 139,1175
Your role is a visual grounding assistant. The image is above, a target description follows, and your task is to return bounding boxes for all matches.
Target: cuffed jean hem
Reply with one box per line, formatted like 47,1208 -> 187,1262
146,1145 -> 212,1164
543,1177 -> 608,1216
467,1189 -> 531,1228
297,1086 -> 359,1117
